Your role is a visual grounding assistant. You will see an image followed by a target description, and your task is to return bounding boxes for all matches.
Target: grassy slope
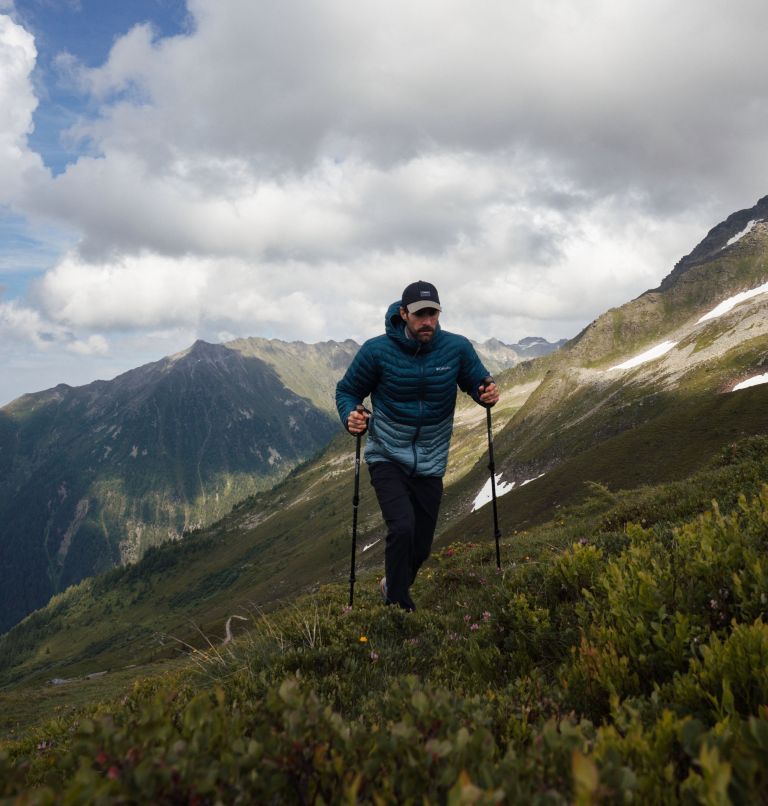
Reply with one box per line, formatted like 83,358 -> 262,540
1,370 -> 765,737
2,435 -> 768,801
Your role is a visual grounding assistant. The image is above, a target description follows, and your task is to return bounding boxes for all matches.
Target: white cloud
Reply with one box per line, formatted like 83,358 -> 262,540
0,14 -> 46,203
0,299 -> 57,347
65,333 -> 109,355
4,2 -> 768,402
50,0 -> 768,204
31,191 -> 696,346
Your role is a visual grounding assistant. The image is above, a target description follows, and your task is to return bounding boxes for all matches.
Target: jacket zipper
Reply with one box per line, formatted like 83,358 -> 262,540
411,343 -> 424,476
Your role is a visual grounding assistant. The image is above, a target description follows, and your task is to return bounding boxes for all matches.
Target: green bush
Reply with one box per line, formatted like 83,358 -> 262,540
3,468 -> 768,802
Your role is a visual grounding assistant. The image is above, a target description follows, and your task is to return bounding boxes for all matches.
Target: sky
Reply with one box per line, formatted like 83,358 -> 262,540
2,0 -> 768,406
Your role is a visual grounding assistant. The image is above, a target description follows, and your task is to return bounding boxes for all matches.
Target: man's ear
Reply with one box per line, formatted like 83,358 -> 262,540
399,306 -> 408,321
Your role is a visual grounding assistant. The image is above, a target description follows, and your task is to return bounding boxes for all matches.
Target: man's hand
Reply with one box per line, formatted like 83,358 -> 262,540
479,380 -> 500,407
347,407 -> 370,434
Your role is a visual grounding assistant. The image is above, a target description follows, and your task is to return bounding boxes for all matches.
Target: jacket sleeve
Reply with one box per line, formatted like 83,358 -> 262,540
335,343 -> 379,430
456,339 -> 491,406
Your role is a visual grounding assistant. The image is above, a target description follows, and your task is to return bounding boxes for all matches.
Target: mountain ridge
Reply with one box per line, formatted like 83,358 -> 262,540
0,342 -> 338,632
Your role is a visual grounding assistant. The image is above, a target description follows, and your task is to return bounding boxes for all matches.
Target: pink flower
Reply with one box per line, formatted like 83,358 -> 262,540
470,623 -> 480,631
370,650 -> 379,661
482,611 -> 491,621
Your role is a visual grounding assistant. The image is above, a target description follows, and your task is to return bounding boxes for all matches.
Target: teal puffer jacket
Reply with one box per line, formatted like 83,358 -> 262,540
336,302 -> 490,477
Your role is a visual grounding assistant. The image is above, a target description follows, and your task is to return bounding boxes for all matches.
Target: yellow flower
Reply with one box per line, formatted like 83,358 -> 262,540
359,635 -> 368,643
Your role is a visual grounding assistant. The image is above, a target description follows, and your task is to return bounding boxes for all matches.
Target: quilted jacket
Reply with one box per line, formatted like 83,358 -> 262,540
335,301 -> 490,477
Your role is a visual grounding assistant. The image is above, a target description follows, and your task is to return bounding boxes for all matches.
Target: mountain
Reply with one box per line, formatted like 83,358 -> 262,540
221,337 -> 360,414
441,195 -> 768,536
470,336 -> 566,374
0,340 -> 339,632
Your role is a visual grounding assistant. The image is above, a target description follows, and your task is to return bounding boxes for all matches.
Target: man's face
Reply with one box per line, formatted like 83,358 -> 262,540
400,306 -> 440,342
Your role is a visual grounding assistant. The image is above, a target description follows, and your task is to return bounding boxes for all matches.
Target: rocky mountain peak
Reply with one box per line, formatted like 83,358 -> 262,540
659,195 -> 768,290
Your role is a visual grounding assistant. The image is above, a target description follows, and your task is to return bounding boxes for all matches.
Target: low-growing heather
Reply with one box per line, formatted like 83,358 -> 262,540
2,463 -> 768,802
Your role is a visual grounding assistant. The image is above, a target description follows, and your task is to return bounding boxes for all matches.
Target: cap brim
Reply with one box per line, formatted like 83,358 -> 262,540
406,301 -> 442,313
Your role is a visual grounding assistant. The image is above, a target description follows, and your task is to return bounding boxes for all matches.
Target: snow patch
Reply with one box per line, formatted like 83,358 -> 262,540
608,341 -> 677,371
697,280 -> 768,323
472,474 -> 515,511
130,445 -> 139,458
722,219 -> 757,249
362,538 -> 381,552
520,473 -> 546,487
731,373 -> 768,392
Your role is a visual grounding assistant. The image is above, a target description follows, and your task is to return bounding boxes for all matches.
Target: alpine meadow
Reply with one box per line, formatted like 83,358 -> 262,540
1,196 -> 768,802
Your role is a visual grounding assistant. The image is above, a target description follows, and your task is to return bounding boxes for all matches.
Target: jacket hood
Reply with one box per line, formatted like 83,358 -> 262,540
384,300 -> 441,352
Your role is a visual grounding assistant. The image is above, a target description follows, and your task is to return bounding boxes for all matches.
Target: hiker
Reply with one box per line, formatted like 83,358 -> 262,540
336,281 -> 500,611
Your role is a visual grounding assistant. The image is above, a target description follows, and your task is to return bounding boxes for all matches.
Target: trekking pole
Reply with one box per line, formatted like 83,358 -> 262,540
348,405 -> 366,607
483,377 -> 502,569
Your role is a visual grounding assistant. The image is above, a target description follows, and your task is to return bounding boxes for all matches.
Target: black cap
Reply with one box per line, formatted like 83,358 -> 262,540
401,280 -> 442,314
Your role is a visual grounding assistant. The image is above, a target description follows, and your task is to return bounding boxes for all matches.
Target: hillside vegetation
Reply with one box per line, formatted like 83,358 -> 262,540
2,435 -> 768,803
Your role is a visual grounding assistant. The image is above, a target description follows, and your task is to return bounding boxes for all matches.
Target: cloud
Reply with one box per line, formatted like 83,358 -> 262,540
0,298 -> 62,347
4,1 -> 768,405
46,1 -> 768,206
31,190 -> 700,347
19,1 -> 767,271
65,333 -> 108,355
0,14 -> 46,203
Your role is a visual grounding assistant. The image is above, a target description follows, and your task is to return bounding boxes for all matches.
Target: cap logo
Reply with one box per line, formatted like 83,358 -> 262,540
420,291 -> 430,297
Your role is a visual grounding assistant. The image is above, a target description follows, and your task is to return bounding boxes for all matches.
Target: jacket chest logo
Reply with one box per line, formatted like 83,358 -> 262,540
433,365 -> 452,372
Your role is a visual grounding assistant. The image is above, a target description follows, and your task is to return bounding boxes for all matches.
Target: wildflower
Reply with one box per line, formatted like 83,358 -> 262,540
341,605 -> 352,615
370,650 -> 379,661
482,611 -> 491,621
479,578 -> 487,586
463,614 -> 471,623
470,623 -> 480,631
107,766 -> 120,780
445,548 -> 455,557
359,635 -> 368,643
578,537 -> 589,546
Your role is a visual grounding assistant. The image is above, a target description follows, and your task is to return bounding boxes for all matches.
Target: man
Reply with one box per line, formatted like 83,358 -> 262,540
335,281 -> 500,611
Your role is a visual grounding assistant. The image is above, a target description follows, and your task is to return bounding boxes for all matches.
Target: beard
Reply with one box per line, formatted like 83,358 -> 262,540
413,326 -> 434,341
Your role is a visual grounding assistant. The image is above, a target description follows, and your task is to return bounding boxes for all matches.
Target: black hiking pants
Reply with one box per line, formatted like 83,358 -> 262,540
368,461 -> 443,611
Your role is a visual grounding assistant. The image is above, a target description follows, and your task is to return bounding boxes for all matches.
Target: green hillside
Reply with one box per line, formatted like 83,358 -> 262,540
2,435 -> 768,802
0,341 -> 338,632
